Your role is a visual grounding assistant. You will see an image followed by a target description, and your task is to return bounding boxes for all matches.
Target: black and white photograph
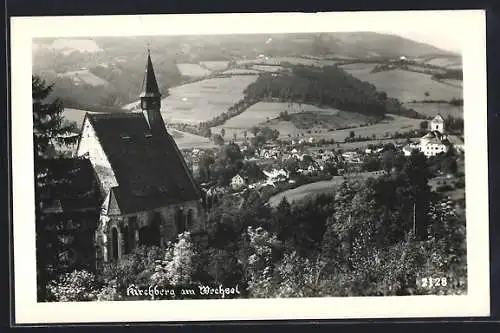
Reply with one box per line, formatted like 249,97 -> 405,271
11,10 -> 489,324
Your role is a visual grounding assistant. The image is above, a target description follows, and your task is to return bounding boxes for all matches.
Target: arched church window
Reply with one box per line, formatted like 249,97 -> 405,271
175,208 -> 185,234
111,227 -> 119,261
186,209 -> 194,229
123,225 -> 130,255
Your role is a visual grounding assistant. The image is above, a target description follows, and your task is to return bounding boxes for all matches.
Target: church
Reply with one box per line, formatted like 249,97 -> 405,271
75,51 -> 204,268
418,114 -> 452,157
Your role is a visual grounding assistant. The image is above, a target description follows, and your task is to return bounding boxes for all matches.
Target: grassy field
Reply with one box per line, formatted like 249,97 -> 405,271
213,101 -> 421,142
235,56 -> 340,68
252,65 -> 285,72
268,171 -> 384,207
161,75 -> 259,124
125,76 -> 259,125
168,128 -> 216,149
213,102 -> 358,140
273,56 -> 339,67
404,102 -> 463,119
57,69 -> 109,87
221,68 -> 261,75
223,102 -> 341,127
176,63 -> 211,77
422,56 -> 462,69
339,64 -> 462,102
200,61 -> 229,71
266,114 -> 422,142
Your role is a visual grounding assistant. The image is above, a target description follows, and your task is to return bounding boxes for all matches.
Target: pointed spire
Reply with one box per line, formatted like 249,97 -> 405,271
140,49 -> 161,98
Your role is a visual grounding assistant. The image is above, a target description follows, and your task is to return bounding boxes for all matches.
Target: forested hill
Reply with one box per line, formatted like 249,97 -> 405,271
243,65 -> 424,119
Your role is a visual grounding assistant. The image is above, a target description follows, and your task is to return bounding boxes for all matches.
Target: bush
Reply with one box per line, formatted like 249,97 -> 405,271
454,179 -> 465,189
47,270 -> 101,302
436,184 -> 453,192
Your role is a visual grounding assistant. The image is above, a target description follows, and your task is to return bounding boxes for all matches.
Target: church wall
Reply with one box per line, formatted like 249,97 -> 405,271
77,118 -> 118,194
99,199 -> 205,263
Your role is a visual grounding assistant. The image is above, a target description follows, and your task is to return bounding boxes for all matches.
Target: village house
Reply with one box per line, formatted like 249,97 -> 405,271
75,51 -> 204,268
231,174 -> 246,190
263,168 -> 289,182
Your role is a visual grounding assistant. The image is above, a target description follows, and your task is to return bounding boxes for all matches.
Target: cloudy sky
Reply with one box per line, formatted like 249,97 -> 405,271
369,11 -> 477,54
390,31 -> 462,53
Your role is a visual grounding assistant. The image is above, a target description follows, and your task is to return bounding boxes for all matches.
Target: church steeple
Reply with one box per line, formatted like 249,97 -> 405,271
140,49 -> 164,132
140,49 -> 161,99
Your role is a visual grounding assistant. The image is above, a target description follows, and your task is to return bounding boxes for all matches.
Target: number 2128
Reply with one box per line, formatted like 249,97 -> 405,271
421,277 -> 447,288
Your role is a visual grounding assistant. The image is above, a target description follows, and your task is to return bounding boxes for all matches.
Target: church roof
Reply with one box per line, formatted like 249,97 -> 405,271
86,112 -> 200,214
420,130 -> 451,145
140,52 -> 161,98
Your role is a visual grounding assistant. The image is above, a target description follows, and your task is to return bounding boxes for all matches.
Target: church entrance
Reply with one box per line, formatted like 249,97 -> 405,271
139,212 -> 161,247
174,208 -> 185,235
111,227 -> 119,261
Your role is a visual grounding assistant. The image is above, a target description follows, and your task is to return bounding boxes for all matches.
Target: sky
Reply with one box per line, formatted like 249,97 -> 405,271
393,31 -> 462,53
369,12 -> 472,54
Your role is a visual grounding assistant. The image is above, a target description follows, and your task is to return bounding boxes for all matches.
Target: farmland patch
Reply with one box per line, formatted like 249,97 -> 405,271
57,69 -> 109,87
340,67 -> 462,102
404,102 -> 463,119
176,63 -> 212,77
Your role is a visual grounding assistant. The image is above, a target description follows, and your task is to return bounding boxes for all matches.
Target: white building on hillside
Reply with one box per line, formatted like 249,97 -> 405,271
418,114 -> 451,157
420,131 -> 451,157
429,114 -> 445,133
231,174 -> 246,190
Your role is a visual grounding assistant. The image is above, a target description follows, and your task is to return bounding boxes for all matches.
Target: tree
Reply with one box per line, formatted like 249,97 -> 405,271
213,134 -> 224,146
401,152 -> 432,240
382,149 -> 395,173
349,130 -> 355,139
220,128 -> 226,138
47,270 -> 101,302
241,161 -> 266,183
33,75 -> 78,159
150,232 -> 196,290
283,157 -> 299,174
251,126 -> 260,137
419,120 -> 429,130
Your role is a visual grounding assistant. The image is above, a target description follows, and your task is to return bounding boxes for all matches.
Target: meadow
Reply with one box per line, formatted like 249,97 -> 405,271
264,114 -> 421,142
251,65 -> 285,72
235,56 -> 339,68
339,63 -> 462,102
124,75 -> 259,124
161,75 -> 259,124
168,128 -> 215,149
422,56 -> 462,69
223,102 -> 336,127
57,69 -> 109,87
212,102 -> 355,140
404,102 -> 463,119
221,68 -> 261,75
176,63 -> 211,77
200,61 -> 229,71
268,171 -> 383,207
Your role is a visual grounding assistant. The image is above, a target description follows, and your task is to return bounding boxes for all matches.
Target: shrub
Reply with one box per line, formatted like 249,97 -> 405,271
436,184 -> 453,192
47,270 -> 101,302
